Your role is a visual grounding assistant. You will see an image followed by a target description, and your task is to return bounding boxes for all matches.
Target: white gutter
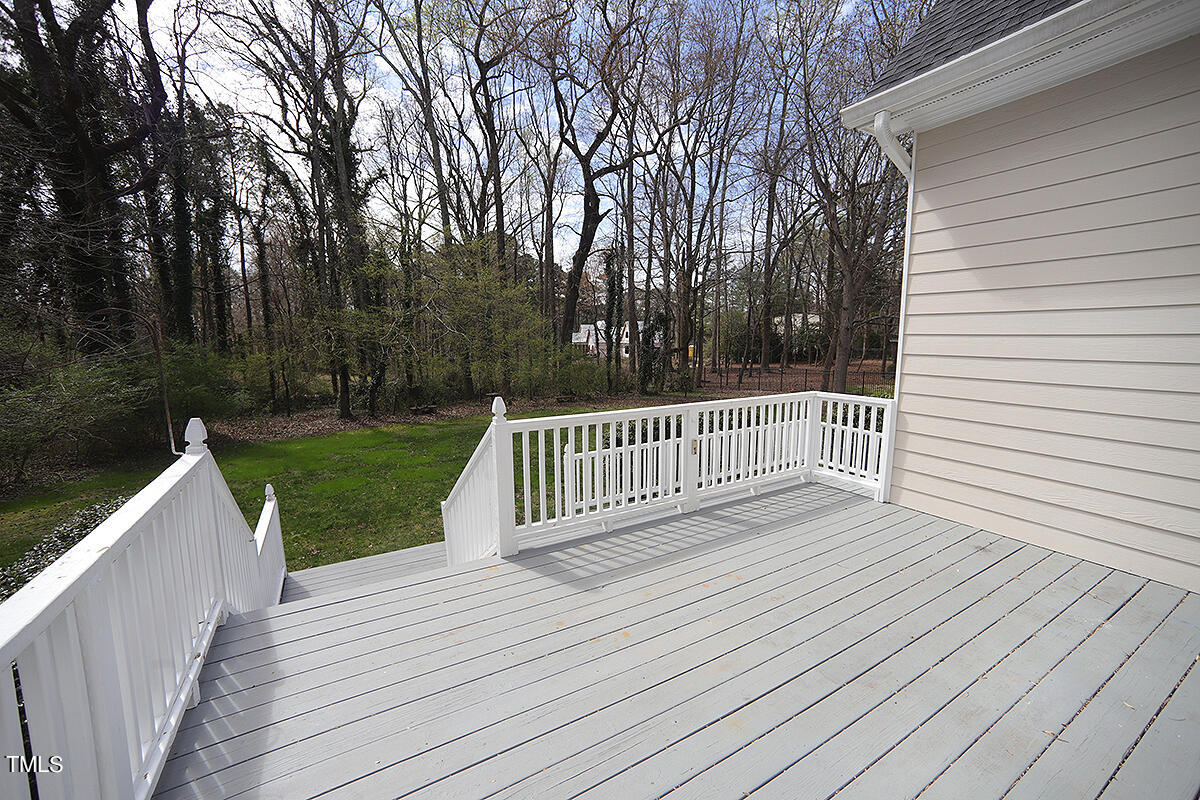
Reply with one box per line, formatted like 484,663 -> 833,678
873,110 -> 912,180
841,0 -> 1200,134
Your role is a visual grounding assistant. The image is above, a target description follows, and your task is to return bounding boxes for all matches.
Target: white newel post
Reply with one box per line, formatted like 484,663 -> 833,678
804,394 -> 822,479
875,401 -> 898,503
491,397 -> 519,557
682,408 -> 700,512
184,417 -> 208,455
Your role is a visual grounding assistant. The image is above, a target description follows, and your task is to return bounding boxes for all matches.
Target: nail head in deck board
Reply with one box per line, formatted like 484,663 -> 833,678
153,482 -> 1200,800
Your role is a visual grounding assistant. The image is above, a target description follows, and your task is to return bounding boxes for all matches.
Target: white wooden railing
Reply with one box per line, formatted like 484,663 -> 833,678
440,415 -> 505,564
0,419 -> 286,800
442,392 -> 896,565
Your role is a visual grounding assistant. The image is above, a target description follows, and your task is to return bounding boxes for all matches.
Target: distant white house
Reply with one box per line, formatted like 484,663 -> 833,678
841,0 -> 1200,591
571,321 -> 632,358
772,313 -> 823,337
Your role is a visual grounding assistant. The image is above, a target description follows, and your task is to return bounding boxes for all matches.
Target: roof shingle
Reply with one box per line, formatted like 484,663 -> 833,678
871,0 -> 1085,95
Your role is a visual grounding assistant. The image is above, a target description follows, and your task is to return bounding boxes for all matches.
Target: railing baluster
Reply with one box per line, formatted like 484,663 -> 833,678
726,407 -> 734,484
19,636 -> 70,800
606,421 -> 615,511
540,429 -> 549,522
635,416 -> 644,501
770,402 -> 781,473
53,608 -> 101,794
554,426 -> 564,520
663,416 -> 671,496
120,545 -> 156,752
585,423 -> 595,515
521,431 -> 532,529
567,425 -> 577,518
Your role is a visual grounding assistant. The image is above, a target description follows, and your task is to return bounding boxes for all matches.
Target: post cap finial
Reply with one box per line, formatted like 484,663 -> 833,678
184,418 -> 208,454
491,396 -> 507,419
265,483 -> 275,501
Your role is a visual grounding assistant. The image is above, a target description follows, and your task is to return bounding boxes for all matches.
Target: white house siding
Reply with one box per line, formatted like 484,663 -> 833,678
891,36 -> 1200,592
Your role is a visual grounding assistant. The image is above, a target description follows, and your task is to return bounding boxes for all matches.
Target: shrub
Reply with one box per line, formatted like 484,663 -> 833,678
555,351 -> 606,398
0,335 -> 156,482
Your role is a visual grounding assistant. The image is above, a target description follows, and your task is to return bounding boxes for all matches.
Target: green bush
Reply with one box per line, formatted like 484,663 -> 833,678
0,327 -> 272,483
164,344 -> 256,420
555,351 -> 606,398
0,332 -> 157,482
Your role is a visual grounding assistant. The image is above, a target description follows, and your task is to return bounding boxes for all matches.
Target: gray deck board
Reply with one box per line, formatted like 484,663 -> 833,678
280,541 -> 448,602
547,546 -> 1066,800
1099,636 -> 1200,800
156,481 -> 1200,800
1005,592 -> 1200,800
178,500 -> 887,745
918,580 -> 1184,800
306,524 -> 990,799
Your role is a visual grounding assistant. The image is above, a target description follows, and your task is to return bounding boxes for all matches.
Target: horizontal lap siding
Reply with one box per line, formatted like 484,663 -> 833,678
892,37 -> 1200,592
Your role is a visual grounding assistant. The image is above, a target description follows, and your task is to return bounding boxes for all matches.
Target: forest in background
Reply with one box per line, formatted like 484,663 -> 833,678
0,0 -> 926,484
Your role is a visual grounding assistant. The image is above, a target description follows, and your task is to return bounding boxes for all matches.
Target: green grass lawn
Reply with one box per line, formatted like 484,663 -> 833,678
216,416 -> 495,570
0,414 -> 495,573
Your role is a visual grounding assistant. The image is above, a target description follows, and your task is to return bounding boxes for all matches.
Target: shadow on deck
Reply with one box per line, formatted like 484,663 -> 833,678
156,481 -> 1200,799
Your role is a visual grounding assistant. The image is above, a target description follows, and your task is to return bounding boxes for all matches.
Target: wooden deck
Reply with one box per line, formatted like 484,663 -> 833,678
156,482 -> 1200,799
281,541 -> 448,602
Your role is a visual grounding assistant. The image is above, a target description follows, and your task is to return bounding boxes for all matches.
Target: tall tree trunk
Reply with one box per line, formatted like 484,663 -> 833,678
542,169 -> 555,318
231,146 -> 253,342
832,261 -> 856,393
624,128 -> 639,378
558,178 -> 605,346
168,107 -> 194,342
254,217 -> 276,409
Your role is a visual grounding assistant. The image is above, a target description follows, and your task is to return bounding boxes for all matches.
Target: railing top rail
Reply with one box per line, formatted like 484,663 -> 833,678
502,391 -> 819,431
813,392 -> 894,408
0,450 -> 208,665
500,390 -> 892,432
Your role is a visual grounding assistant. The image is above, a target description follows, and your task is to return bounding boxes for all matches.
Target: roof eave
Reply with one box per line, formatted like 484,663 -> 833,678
840,0 -> 1200,135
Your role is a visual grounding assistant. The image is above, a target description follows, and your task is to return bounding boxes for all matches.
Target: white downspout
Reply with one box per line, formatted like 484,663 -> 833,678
873,110 -> 913,179
871,109 -> 914,505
